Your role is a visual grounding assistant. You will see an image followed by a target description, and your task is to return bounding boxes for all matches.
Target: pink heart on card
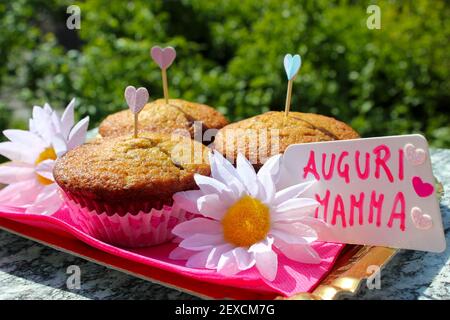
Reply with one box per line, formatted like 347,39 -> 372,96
411,207 -> 433,230
150,46 -> 176,70
124,86 -> 149,114
412,176 -> 434,198
404,143 -> 426,166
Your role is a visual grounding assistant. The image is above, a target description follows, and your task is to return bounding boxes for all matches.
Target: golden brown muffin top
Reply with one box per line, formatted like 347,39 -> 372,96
98,99 -> 229,138
214,111 -> 359,165
54,133 -> 210,201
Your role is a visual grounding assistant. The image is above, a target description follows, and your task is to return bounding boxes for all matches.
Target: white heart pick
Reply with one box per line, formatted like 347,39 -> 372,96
124,86 -> 149,114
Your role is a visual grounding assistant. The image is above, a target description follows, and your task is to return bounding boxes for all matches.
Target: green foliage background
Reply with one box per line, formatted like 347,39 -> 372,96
1,0 -> 449,147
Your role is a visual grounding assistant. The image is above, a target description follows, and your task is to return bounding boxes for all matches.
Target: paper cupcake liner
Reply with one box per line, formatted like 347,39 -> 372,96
64,195 -> 194,248
61,190 -> 172,216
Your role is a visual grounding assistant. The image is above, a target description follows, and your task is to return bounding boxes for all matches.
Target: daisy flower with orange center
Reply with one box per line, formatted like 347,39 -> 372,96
0,99 -> 89,214
171,151 -> 325,281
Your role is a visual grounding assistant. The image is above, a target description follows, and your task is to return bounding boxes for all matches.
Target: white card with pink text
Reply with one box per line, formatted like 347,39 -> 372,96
279,134 -> 446,252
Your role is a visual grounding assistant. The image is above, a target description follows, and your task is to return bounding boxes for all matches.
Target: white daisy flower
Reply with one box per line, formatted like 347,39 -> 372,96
170,151 -> 326,281
0,99 -> 89,215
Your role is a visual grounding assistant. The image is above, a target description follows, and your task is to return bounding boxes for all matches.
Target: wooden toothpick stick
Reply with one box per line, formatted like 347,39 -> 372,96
284,79 -> 293,119
134,113 -> 139,138
162,68 -> 169,104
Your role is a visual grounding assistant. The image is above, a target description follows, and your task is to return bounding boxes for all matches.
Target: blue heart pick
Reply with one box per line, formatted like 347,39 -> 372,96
284,54 -> 302,80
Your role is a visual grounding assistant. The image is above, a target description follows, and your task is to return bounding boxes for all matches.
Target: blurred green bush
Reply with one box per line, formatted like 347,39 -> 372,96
1,0 -> 449,147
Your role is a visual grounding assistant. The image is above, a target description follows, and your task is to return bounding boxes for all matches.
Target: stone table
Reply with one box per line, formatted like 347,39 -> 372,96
0,149 -> 449,300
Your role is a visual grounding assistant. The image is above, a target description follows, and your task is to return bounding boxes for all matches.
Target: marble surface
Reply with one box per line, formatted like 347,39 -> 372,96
0,149 -> 448,300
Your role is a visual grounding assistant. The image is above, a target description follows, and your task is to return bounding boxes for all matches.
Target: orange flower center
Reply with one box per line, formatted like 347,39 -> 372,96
35,147 -> 57,185
222,195 -> 271,248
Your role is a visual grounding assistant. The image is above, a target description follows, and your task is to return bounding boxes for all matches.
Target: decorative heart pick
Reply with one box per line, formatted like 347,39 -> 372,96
284,54 -> 302,80
150,46 -> 177,70
404,143 -> 426,166
125,86 -> 149,114
411,207 -> 433,230
150,46 -> 177,103
412,176 -> 434,198
124,86 -> 149,138
283,53 -> 302,119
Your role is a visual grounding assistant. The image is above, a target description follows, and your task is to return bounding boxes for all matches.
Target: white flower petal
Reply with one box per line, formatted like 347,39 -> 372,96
2,129 -> 47,150
186,249 -> 214,268
51,111 -> 62,135
257,174 -> 274,203
217,250 -> 241,276
169,247 -> 196,260
257,154 -> 282,182
43,103 -> 52,113
236,153 -> 259,196
0,142 -> 37,163
172,190 -> 204,214
194,174 -> 235,204
249,237 -> 278,281
29,119 -> 35,134
275,198 -> 319,213
274,238 -> 321,264
197,194 -> 228,220
179,234 -> 225,251
205,244 -> 234,269
35,159 -> 55,182
255,251 -> 278,281
273,221 -> 318,238
0,163 -> 35,184
34,183 -> 59,203
271,210 -> 312,222
67,116 -> 89,150
273,181 -> 316,206
270,230 -> 307,245
0,180 -> 40,204
185,243 -> 236,270
232,247 -> 256,270
61,98 -> 76,139
249,236 -> 274,254
270,222 -> 318,244
210,151 -> 239,181
26,185 -> 62,215
256,154 -> 282,203
297,216 -> 330,236
51,134 -> 68,157
172,218 -> 222,239
31,106 -> 43,122
32,106 -> 54,142
210,151 -> 245,198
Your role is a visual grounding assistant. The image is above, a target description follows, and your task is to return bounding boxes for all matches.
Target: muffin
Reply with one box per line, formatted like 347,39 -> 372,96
54,132 -> 210,247
99,99 -> 229,140
214,111 -> 359,167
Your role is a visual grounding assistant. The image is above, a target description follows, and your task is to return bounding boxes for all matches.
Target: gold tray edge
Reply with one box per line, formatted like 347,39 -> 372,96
281,246 -> 398,300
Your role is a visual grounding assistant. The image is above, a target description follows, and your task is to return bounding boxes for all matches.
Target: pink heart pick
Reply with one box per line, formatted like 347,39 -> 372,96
411,207 -> 433,230
404,143 -> 426,166
124,86 -> 149,114
412,176 -> 434,198
150,46 -> 176,70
